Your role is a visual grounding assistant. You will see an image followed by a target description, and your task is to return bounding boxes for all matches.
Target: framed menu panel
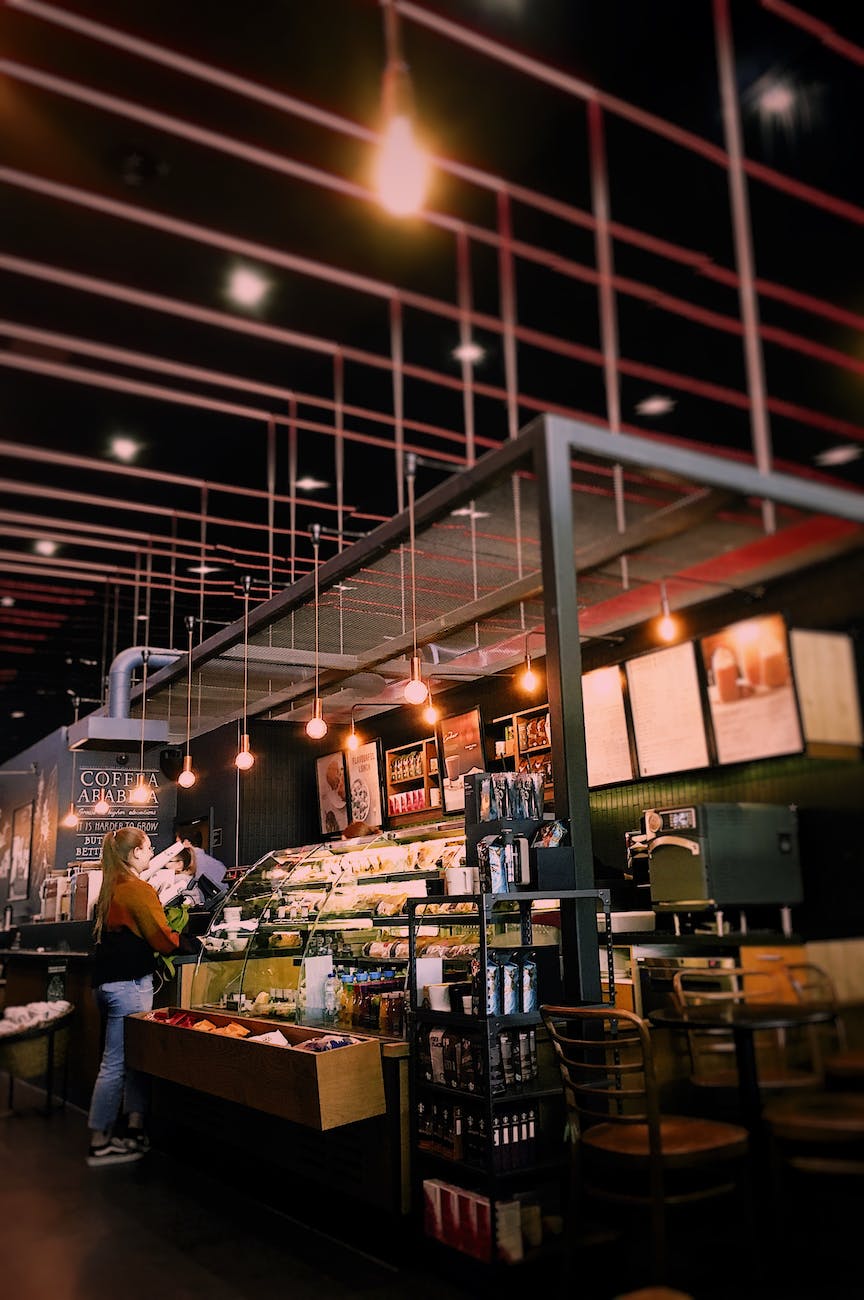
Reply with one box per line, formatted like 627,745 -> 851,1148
700,614 -> 803,765
582,666 -> 633,787
438,707 -> 485,813
316,752 -> 350,836
345,740 -> 384,829
790,629 -> 863,747
9,802 -> 34,902
626,643 -> 710,777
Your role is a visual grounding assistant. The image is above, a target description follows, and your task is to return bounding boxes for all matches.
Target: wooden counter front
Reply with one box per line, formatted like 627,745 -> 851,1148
125,1009 -> 386,1130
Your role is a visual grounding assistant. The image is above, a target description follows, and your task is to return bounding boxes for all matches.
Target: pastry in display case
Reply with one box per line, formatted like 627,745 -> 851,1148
190,828 -> 469,1038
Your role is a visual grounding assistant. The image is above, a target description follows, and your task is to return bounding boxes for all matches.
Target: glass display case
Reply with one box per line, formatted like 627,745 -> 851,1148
190,828 -> 468,1037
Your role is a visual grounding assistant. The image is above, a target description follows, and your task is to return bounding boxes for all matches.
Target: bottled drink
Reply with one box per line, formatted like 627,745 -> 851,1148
322,971 -> 338,1022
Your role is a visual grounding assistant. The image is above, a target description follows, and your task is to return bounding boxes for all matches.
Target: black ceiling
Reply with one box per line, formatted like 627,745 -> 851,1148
1,0 -> 862,762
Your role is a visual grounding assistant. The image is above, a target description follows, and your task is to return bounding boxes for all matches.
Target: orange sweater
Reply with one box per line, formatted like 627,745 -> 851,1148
106,874 -> 180,956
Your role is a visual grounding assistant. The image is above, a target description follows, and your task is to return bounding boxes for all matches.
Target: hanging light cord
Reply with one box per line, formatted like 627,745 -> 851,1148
407,452 -> 418,660
241,575 -> 251,726
184,615 -> 194,759
311,523 -> 321,698
138,649 -> 150,780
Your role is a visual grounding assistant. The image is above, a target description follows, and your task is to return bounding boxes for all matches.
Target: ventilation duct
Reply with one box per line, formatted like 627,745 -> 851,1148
67,647 -> 180,750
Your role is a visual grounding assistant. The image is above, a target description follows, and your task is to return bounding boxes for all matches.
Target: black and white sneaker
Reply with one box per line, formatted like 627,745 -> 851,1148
86,1138 -> 144,1167
123,1130 -> 151,1155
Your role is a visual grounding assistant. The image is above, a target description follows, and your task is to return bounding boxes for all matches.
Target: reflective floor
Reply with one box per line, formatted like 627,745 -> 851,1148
0,1079 -> 859,1300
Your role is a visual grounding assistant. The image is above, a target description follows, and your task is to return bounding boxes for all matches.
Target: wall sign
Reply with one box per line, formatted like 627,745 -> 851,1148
345,740 -> 383,829
70,766 -> 164,860
700,614 -> 803,765
438,707 -> 485,813
316,752 -> 349,835
790,628 -> 863,747
8,802 -> 34,901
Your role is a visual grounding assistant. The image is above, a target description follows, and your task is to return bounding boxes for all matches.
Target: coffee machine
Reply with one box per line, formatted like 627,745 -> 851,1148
637,802 -> 803,934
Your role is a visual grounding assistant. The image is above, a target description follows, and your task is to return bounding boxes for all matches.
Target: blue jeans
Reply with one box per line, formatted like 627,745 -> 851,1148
87,975 -> 153,1133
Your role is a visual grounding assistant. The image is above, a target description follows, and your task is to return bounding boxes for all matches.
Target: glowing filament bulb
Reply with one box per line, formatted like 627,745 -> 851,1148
346,726 -> 360,751
61,803 -> 79,829
129,780 -> 151,805
235,733 -> 255,770
93,795 -> 110,815
177,755 -> 197,788
375,115 -> 429,216
519,656 -> 539,693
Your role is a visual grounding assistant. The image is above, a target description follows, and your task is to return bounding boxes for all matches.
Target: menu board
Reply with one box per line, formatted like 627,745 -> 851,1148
700,614 -> 803,764
626,643 -> 710,777
345,740 -> 384,828
438,707 -> 485,813
790,629 -> 863,746
582,666 -> 633,787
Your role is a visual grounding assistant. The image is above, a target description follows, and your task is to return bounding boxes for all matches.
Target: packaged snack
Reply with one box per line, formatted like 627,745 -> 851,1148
520,956 -> 538,1013
501,958 -> 519,1015
485,957 -> 501,1015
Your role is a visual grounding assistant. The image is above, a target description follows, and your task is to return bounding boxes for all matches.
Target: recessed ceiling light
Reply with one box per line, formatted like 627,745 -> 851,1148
1,596 -> 15,607
452,341 -> 485,365
188,563 -> 222,576
109,434 -> 141,463
10,710 -> 25,719
295,475 -> 330,491
814,445 -> 861,467
226,265 -> 272,309
636,395 -> 676,417
450,507 -> 490,520
34,539 -> 59,556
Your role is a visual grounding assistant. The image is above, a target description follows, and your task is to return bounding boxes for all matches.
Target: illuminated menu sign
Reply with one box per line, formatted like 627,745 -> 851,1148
700,614 -> 803,765
626,643 -> 710,777
790,629 -> 863,747
582,666 -> 633,787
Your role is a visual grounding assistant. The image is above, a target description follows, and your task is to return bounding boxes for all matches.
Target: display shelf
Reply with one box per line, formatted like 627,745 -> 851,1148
384,737 -> 443,825
414,1010 -> 542,1029
416,1079 -> 562,1104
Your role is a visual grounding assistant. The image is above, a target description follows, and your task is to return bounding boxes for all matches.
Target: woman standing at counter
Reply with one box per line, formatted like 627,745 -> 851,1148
87,827 -> 180,1167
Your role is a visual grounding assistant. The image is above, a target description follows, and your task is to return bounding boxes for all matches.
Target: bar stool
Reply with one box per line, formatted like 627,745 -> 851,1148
783,963 -> 864,1089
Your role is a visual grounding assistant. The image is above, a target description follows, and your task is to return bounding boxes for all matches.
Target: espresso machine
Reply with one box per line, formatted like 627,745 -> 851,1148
635,802 -> 803,935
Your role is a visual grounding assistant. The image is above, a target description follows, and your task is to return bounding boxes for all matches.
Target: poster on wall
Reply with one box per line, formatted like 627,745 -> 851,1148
789,629 -> 863,747
626,643 -> 710,777
69,765 -> 165,861
582,666 -> 633,787
439,707 -> 485,813
701,614 -> 803,765
8,802 -> 34,902
345,740 -> 383,829
316,752 -> 350,835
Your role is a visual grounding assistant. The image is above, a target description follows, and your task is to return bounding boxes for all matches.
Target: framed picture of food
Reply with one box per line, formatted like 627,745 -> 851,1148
345,739 -> 383,830
315,752 -> 350,836
438,706 -> 485,813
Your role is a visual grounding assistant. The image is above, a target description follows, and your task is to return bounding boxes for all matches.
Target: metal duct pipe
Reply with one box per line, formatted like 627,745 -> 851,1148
107,646 -> 181,718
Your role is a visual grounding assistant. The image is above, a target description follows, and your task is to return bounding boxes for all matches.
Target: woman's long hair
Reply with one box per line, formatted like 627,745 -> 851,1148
92,826 -> 145,941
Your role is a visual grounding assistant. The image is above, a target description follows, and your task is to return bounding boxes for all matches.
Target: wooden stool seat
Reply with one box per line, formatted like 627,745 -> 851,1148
584,1115 -> 749,1163
825,1049 -> 864,1084
763,1091 -> 864,1142
690,1065 -> 819,1091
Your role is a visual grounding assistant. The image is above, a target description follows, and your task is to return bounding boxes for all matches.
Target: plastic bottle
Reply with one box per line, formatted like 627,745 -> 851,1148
323,971 -> 338,1022
338,973 -> 354,1026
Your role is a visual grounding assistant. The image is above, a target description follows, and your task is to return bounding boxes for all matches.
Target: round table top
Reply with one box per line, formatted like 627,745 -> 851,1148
648,1001 -> 836,1032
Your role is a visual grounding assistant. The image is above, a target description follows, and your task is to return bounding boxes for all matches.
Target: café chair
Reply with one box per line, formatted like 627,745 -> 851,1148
541,1003 -> 749,1284
783,962 -> 864,1089
671,967 -> 821,1094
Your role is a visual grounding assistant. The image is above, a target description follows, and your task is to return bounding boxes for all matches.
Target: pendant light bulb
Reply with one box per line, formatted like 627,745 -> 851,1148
130,778 -> 151,806
375,113 -> 429,216
374,7 -> 429,218
519,654 -> 539,693
61,802 -> 79,829
305,697 -> 328,740
346,723 -> 360,751
404,655 -> 428,704
177,754 -> 197,788
234,733 -> 255,771
422,700 -> 439,726
93,794 -> 110,815
656,581 -> 678,643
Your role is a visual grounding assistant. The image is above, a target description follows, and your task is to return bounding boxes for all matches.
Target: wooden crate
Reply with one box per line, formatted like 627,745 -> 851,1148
125,1009 -> 385,1131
